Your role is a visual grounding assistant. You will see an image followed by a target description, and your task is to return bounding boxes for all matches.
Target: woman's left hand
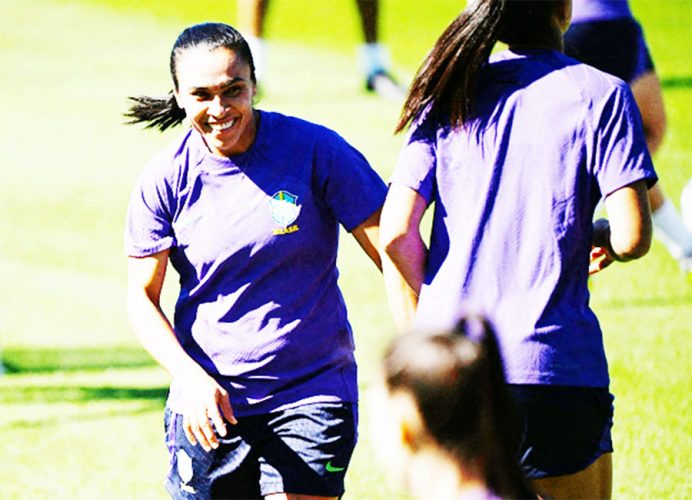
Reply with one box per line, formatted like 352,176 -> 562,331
589,245 -> 615,275
177,366 -> 237,452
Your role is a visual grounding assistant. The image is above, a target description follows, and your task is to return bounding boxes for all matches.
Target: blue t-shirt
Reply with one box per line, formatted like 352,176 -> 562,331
390,49 -> 656,387
125,110 -> 387,416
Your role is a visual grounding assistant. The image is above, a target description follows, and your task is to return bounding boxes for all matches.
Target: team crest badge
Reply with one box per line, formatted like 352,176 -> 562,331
270,190 -> 301,228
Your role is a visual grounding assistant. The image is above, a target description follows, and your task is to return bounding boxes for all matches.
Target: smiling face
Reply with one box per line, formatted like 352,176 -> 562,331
174,46 -> 257,157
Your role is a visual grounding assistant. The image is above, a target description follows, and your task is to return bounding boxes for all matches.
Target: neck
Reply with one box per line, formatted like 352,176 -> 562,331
509,32 -> 563,52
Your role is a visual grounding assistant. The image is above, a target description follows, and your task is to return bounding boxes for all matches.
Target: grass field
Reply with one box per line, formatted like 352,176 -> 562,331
0,0 -> 690,498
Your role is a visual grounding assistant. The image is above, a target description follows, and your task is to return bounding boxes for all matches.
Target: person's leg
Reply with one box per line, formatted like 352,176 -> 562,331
237,0 -> 270,82
355,0 -> 378,44
354,0 -> 405,98
630,70 -> 666,156
237,0 -> 269,37
533,452 -> 612,499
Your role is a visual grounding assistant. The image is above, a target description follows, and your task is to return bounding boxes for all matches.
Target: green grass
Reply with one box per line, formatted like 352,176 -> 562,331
0,0 -> 690,498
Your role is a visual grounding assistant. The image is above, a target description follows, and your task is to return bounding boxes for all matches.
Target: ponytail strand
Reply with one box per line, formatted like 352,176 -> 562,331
124,91 -> 186,132
396,0 -> 505,132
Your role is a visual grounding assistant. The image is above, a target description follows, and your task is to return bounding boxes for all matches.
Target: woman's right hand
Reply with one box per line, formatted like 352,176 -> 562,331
177,366 -> 238,452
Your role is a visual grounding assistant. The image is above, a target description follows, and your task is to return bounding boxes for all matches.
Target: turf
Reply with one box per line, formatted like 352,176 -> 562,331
0,0 -> 690,498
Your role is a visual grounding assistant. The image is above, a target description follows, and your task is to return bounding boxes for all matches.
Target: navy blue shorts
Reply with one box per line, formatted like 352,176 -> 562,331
164,402 -> 358,499
508,385 -> 614,479
564,18 -> 655,84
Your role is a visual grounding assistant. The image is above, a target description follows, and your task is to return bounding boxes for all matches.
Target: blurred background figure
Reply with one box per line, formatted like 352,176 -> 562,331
236,0 -> 406,99
372,317 -> 536,500
564,0 -> 692,273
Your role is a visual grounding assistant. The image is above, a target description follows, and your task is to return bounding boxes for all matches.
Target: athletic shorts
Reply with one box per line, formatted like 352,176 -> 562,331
508,385 -> 614,479
564,18 -> 655,84
164,402 -> 358,499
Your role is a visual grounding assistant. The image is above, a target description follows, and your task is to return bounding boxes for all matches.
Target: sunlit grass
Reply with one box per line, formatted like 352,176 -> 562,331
0,0 -> 689,498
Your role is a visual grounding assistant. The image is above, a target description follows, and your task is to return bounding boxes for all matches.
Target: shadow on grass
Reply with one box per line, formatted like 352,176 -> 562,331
1,346 -> 156,374
0,384 -> 169,405
661,76 -> 692,89
0,379 -> 169,430
1,400 -> 166,431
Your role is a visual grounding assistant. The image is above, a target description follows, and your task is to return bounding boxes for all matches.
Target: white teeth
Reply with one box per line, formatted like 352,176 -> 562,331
210,119 -> 235,131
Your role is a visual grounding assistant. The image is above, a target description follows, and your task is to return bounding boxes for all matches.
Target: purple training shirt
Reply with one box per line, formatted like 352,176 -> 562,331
391,49 -> 656,387
571,0 -> 633,24
126,110 -> 387,416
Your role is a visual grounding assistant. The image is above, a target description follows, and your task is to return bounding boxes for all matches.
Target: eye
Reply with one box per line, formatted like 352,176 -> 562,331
191,91 -> 211,101
223,85 -> 244,98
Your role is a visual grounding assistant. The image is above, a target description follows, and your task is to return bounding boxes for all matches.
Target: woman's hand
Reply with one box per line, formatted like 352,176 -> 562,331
589,245 -> 615,275
589,218 -> 615,275
177,365 -> 237,452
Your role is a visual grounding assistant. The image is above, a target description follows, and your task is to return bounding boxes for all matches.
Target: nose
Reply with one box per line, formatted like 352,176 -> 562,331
208,94 -> 229,117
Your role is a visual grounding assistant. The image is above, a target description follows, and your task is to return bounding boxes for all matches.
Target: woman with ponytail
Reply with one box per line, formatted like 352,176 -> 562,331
124,22 -> 386,499
373,316 -> 536,499
380,1 -> 656,497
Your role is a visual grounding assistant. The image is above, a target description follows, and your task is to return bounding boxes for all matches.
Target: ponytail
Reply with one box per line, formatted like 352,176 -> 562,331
124,91 -> 186,132
396,0 -> 563,133
396,0 -> 504,132
453,318 -> 534,499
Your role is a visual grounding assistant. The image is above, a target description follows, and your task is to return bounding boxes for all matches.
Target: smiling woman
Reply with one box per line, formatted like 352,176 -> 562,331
173,45 -> 257,157
123,22 -> 387,500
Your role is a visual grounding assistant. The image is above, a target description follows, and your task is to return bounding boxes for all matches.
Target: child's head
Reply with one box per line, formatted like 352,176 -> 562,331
373,316 -> 533,498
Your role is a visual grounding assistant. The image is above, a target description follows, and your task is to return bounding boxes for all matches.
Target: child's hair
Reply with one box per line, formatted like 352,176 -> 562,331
382,316 -> 534,499
396,0 -> 563,132
124,22 -> 256,131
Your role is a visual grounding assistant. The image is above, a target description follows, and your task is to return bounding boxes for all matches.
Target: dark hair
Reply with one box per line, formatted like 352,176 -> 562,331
125,22 -> 256,131
396,0 -> 563,132
383,316 -> 534,499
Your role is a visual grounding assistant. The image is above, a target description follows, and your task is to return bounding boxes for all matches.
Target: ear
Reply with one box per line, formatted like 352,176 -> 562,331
173,89 -> 184,110
392,391 -> 425,451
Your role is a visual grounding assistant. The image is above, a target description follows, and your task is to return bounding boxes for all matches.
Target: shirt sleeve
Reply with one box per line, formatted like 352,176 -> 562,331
593,82 -> 658,197
124,159 -> 177,257
314,130 -> 388,232
389,118 -> 437,204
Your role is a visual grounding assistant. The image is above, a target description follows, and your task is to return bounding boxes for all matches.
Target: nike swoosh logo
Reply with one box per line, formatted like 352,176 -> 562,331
325,461 -> 345,473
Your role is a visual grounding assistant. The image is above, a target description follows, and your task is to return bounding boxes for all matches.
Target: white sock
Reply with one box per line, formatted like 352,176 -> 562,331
652,198 -> 692,259
359,42 -> 389,78
680,178 -> 692,233
245,35 -> 266,82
